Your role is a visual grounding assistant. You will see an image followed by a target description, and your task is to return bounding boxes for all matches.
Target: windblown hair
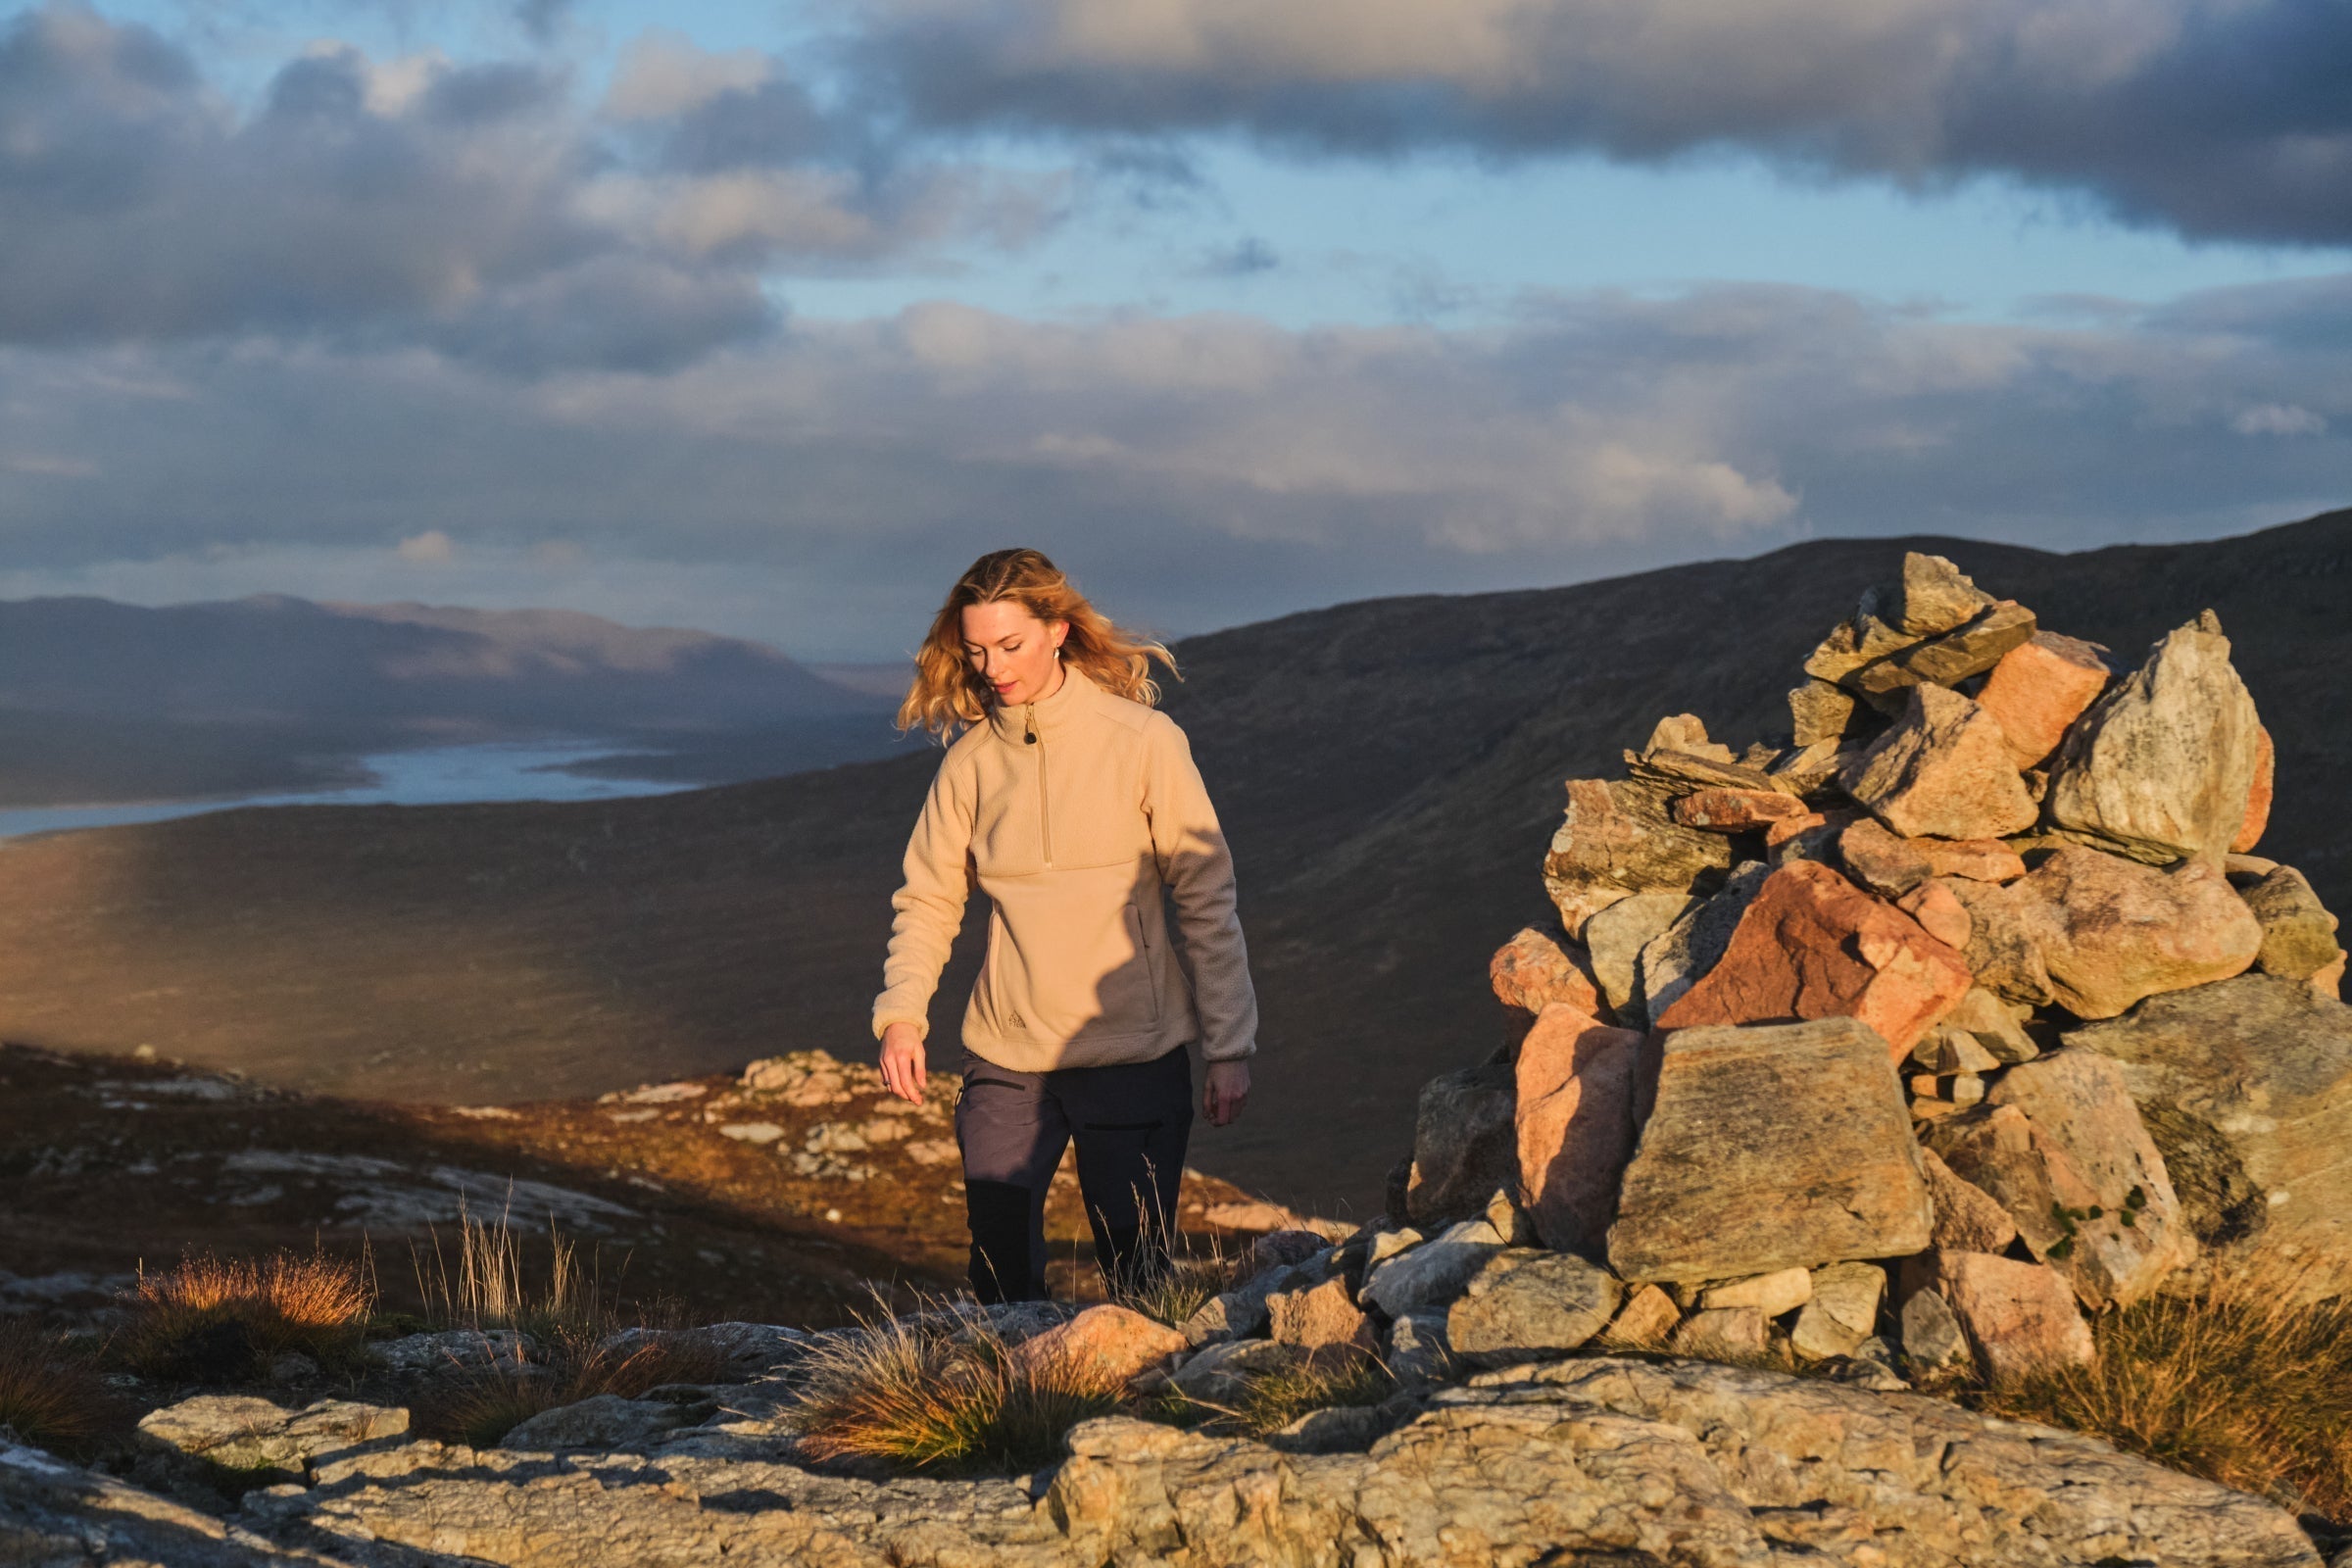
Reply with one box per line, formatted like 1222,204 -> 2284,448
898,549 -> 1177,738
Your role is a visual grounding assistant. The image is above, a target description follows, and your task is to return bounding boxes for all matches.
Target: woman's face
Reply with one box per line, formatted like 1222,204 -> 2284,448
960,600 -> 1066,707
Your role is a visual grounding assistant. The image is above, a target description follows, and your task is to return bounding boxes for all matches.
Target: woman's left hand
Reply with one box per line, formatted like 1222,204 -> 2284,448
1203,1059 -> 1250,1126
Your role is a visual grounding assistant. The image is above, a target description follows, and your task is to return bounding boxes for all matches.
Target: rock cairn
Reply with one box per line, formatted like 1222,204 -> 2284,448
1395,552 -> 2351,1384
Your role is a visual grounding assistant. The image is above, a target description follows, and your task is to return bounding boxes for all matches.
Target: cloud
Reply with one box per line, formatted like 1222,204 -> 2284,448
845,0 -> 2352,244
396,529 -> 455,564
0,6 -> 1060,368
3,271 -> 2348,653
2233,403 -> 2327,437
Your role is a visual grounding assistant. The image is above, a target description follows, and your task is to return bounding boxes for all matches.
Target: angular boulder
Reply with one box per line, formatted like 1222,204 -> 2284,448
1848,600 -> 2038,703
1671,787 -> 1815,832
1789,1261 -> 1886,1361
1266,1277 -> 1376,1360
1403,1062 -> 1517,1228
1542,776 -> 1733,937
1899,1284 -> 1970,1372
1582,889 -> 1695,1015
1606,1017 -> 1933,1283
1699,1265 -> 1810,1316
1838,684 -> 2039,841
2046,614 -> 2265,864
1513,1003 -> 1648,1255
1636,859 -> 1770,1026
1654,860 -> 1972,1058
1919,1145 -> 2019,1253
1600,1284 -> 1682,1348
1912,1250 -> 2096,1383
1838,816 -> 1935,897
1888,551 -> 1996,635
1488,925 -> 1602,1016
2240,866 -> 2342,982
1976,630 -> 2112,770
2009,847 -> 2261,1020
1983,1050 -> 2195,1308
1936,876 -> 2057,1005
1445,1250 -> 1622,1367
1670,1306 -> 1768,1361
2069,975 -> 2352,1288
1941,985 -> 2039,1064
1788,678 -> 1860,746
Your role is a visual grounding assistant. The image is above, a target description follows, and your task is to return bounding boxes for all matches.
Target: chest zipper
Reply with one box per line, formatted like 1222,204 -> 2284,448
1026,705 -> 1053,866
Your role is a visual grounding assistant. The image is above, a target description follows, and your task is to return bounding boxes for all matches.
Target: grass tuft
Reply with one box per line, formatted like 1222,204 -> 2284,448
1975,1256 -> 2352,1525
410,1202 -> 609,1338
1229,1353 -> 1392,1438
1116,1250 -> 1234,1331
402,1203 -> 728,1448
114,1248 -> 373,1382
787,1299 -> 1118,1474
0,1322 -> 123,1458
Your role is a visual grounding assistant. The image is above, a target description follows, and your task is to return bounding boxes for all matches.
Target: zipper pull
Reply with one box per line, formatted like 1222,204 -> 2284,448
1024,706 -> 1037,745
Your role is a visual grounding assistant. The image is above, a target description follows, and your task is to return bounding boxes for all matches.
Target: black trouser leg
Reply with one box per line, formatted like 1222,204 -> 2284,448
1063,1048 -> 1195,1299
955,1056 -> 1068,1303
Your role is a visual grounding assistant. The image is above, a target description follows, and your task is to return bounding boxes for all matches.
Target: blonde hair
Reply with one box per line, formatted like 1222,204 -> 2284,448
897,549 -> 1178,737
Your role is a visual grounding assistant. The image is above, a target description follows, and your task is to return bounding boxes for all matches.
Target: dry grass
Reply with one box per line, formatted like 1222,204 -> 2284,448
1976,1257 -> 2352,1525
787,1301 -> 1118,1474
0,1323 -> 123,1458
412,1325 -> 733,1447
411,1203 -> 608,1337
1232,1353 -> 1392,1437
1117,1250 -> 1233,1331
405,1205 -> 727,1446
114,1247 -> 373,1382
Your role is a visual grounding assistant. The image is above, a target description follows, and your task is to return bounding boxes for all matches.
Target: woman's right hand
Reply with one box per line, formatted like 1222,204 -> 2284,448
879,1022 -> 928,1106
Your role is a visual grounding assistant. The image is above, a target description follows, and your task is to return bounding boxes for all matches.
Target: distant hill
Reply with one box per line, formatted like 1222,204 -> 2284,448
0,595 -> 896,805
0,513 -> 2340,1218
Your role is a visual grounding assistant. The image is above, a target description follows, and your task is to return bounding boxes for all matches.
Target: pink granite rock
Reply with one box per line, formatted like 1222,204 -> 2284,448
1655,861 -> 1972,1059
1913,1250 -> 2095,1383
1839,684 -> 2040,842
2009,847 -> 2262,1020
1976,631 -> 2112,771
1012,1304 -> 1189,1394
1514,1003 -> 1648,1254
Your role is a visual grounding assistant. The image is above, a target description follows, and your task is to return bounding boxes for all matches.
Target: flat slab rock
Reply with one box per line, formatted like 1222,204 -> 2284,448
207,1358 -> 2321,1568
1607,1016 -> 1933,1283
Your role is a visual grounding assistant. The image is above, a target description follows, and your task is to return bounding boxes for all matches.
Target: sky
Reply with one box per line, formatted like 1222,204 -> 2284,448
2,0 -> 2349,660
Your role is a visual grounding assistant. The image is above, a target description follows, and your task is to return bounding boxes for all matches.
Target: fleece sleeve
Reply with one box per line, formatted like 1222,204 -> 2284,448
871,753 -> 976,1042
1143,713 -> 1260,1061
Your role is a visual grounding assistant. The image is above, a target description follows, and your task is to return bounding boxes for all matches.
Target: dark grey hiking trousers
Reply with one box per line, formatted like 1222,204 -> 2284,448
954,1045 -> 1194,1302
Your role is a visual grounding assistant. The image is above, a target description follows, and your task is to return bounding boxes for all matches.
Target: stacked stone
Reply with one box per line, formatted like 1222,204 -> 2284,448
1389,553 -> 2350,1388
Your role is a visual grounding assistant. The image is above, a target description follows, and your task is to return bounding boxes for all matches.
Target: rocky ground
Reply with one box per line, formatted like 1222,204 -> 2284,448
2,1302 -> 2335,1566
0,1044 -> 1294,1329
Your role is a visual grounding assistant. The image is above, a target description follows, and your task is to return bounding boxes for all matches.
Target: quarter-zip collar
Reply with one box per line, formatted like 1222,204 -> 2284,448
985,661 -> 1093,746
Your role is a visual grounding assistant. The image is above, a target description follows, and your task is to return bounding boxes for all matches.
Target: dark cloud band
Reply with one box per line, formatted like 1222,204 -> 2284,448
846,0 -> 2352,245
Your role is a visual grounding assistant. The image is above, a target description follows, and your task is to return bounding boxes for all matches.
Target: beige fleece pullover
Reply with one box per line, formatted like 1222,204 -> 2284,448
871,665 -> 1258,1072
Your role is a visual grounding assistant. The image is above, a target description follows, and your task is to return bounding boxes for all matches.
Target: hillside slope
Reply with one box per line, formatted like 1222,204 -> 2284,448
0,514 -> 2340,1215
0,595 -> 894,805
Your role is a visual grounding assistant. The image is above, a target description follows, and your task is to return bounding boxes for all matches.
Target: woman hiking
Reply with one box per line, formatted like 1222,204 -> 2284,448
871,548 -> 1258,1303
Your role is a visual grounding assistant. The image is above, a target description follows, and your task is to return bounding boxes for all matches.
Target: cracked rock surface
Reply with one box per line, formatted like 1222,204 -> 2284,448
17,1356 -> 2312,1568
